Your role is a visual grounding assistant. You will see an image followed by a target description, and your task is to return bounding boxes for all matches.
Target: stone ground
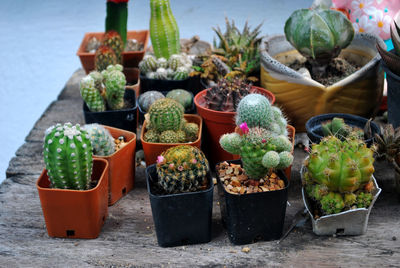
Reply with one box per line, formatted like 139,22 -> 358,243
1,69 -> 400,267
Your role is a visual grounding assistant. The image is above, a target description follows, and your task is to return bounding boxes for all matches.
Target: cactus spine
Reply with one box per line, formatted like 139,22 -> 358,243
150,0 -> 180,59
83,124 -> 116,156
43,123 -> 93,190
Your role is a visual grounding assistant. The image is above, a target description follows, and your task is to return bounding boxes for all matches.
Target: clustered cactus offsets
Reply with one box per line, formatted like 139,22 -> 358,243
139,53 -> 193,81
303,135 -> 375,215
220,94 -> 293,180
321,117 -> 364,140
80,64 -> 127,112
95,31 -> 125,71
144,98 -> 199,144
156,145 -> 209,194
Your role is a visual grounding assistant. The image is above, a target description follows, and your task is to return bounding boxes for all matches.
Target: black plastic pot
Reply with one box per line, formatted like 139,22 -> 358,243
305,113 -> 381,146
382,61 -> 400,128
216,160 -> 288,245
140,74 -> 202,95
83,89 -> 137,133
145,164 -> 213,247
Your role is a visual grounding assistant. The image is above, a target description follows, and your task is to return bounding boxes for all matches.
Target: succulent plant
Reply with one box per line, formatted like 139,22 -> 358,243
43,123 -> 93,190
374,124 -> 400,170
150,0 -> 180,59
144,129 -> 159,143
377,22 -> 400,76
83,124 -> 116,156
321,117 -> 364,140
203,78 -> 253,112
183,122 -> 199,142
139,53 -> 192,80
101,30 -> 124,63
105,0 -> 128,44
172,66 -> 189,80
147,98 -> 184,132
303,135 -> 375,215
138,91 -> 165,112
284,6 -> 354,76
80,75 -> 106,112
104,69 -> 126,110
95,45 -> 118,72
139,55 -> 158,74
166,89 -> 192,110
156,145 -> 209,194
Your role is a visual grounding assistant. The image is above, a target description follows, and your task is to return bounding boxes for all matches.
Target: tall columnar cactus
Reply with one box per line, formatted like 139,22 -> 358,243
150,0 -> 180,59
104,69 -> 126,110
156,145 -> 209,193
303,135 -> 375,215
147,98 -> 184,132
105,0 -> 128,45
284,6 -> 354,76
102,30 -> 124,63
80,75 -> 106,112
43,123 -> 93,190
83,124 -> 116,156
220,126 -> 293,179
95,45 -> 118,72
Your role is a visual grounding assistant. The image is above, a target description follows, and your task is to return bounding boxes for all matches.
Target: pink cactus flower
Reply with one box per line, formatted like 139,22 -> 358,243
239,122 -> 249,134
178,166 -> 184,171
191,159 -> 197,164
262,138 -> 266,143
157,155 -> 165,164
169,163 -> 175,169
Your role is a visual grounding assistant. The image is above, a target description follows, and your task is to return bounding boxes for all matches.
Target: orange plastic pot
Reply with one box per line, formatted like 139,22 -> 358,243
36,158 -> 109,239
77,30 -> 150,74
141,114 -> 203,166
194,86 -> 275,166
100,126 -> 136,205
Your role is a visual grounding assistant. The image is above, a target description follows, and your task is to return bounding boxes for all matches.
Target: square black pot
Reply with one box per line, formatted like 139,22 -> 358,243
216,160 -> 288,245
145,164 -> 213,247
83,89 -> 137,133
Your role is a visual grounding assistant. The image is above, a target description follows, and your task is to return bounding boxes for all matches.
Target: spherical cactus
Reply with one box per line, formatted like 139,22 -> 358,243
172,66 -> 189,80
138,91 -> 165,112
156,145 -> 209,194
95,45 -> 118,72
102,30 -> 124,63
80,75 -> 106,112
159,130 -> 180,143
83,124 -> 115,156
270,135 -> 292,152
154,67 -> 168,80
168,54 -> 184,71
144,129 -> 159,143
157,57 -> 168,69
235,94 -> 273,129
284,7 -> 354,74
139,55 -> 158,74
176,129 -> 187,143
183,122 -> 199,142
104,69 -> 126,110
320,192 -> 345,215
262,151 -> 280,168
219,133 -> 242,155
148,98 -> 184,132
166,89 -> 193,110
43,123 -> 93,190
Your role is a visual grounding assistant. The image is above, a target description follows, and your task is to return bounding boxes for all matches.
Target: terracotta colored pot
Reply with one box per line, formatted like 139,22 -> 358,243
100,126 -> 136,205
77,30 -> 150,74
194,86 -> 275,166
141,114 -> 203,166
36,158 -> 109,239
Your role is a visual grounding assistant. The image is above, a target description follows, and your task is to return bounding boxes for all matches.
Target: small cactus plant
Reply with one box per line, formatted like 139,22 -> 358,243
303,135 -> 375,215
101,30 -> 124,63
139,53 -> 192,80
95,45 -> 118,72
80,75 -> 106,112
149,0 -> 180,59
138,91 -> 165,112
166,89 -> 193,110
156,145 -> 209,194
83,124 -> 116,156
43,123 -> 93,190
104,69 -> 126,110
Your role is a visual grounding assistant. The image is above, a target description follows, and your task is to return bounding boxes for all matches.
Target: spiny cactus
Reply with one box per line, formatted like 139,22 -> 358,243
139,55 -> 158,74
159,130 -> 180,143
83,124 -> 116,156
183,122 -> 199,142
147,98 -> 184,132
156,145 -> 209,194
284,6 -> 354,76
139,53 -> 192,80
104,69 -> 126,110
374,124 -> 400,167
102,30 -> 124,63
172,67 -> 189,80
150,0 -> 180,59
43,123 -> 93,190
95,45 -> 118,72
144,129 -> 159,143
321,117 -> 364,140
80,75 -> 106,112
138,91 -> 165,112
204,78 -> 253,112
166,89 -> 192,110
303,135 -> 375,215
105,0 -> 128,45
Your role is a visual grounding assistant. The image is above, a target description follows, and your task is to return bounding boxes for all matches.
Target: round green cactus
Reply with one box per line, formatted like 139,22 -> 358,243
156,145 -> 209,194
183,122 -> 199,142
320,192 -> 345,215
157,57 -> 168,68
144,129 -> 159,143
148,98 -> 184,132
168,54 -> 184,71
139,55 -> 158,74
138,91 -> 165,112
284,7 -> 354,74
166,89 -> 193,110
172,67 -> 189,80
43,123 -> 93,190
235,94 -> 273,129
83,124 -> 115,156
159,130 -> 180,143
80,75 -> 106,112
95,45 -> 118,72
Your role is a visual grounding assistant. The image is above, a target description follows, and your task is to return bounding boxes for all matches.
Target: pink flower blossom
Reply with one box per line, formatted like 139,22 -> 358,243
156,155 -> 164,164
239,122 -> 249,134
191,159 -> 197,164
169,163 -> 175,169
178,166 -> 184,171
262,139 -> 266,143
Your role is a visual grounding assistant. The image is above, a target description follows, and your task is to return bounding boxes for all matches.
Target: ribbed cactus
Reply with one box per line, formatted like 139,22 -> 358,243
138,90 -> 165,112
95,45 -> 118,72
147,98 -> 184,132
303,135 -> 375,215
159,130 -> 180,143
156,145 -> 209,194
166,89 -> 192,110
102,30 -> 124,63
168,54 -> 184,71
150,0 -> 180,59
183,123 -> 199,142
139,55 -> 158,74
284,6 -> 354,76
83,124 -> 116,156
105,0 -> 128,45
80,75 -> 106,112
43,123 -> 93,190
104,69 -> 126,110
172,67 -> 189,80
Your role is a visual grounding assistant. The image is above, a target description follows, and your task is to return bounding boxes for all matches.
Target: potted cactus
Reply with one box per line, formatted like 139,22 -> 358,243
36,123 -> 109,239
140,98 -> 202,165
194,78 -> 275,166
145,145 -> 213,247
80,64 -> 137,133
377,22 -> 400,128
302,135 -> 381,235
215,93 -> 294,244
260,3 -> 385,131
84,124 -> 136,205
